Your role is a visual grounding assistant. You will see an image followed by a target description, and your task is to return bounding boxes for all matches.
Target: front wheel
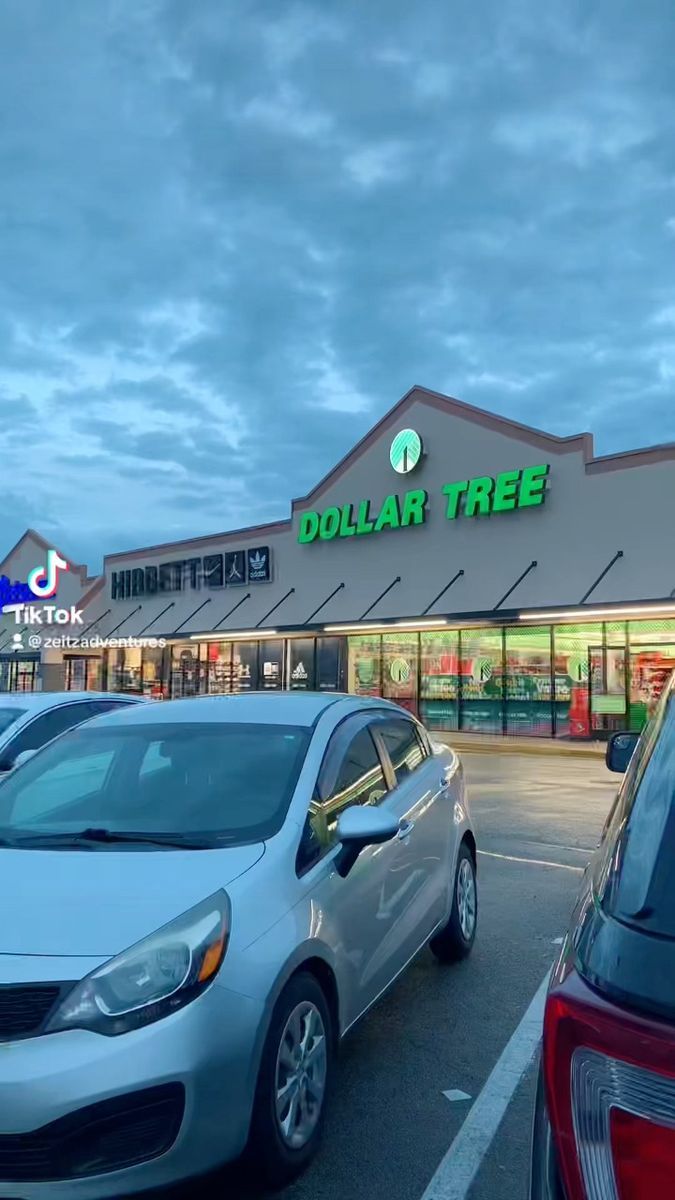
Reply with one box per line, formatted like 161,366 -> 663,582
430,842 -> 478,963
246,972 -> 333,1189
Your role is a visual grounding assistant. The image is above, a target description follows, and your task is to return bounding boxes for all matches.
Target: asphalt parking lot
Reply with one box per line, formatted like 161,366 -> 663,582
196,749 -> 617,1200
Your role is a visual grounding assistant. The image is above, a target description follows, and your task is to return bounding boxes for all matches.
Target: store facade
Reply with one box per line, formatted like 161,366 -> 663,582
45,387 -> 675,737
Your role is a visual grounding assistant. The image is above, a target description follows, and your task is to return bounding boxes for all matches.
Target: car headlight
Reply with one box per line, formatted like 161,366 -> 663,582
47,891 -> 230,1037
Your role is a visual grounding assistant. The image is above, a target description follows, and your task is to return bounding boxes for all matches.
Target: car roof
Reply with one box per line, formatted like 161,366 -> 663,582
82,691 -> 404,729
0,692 -> 143,713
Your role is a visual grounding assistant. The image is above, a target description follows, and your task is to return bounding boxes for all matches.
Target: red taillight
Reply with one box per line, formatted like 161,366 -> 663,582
543,968 -> 675,1200
611,1109 -> 675,1199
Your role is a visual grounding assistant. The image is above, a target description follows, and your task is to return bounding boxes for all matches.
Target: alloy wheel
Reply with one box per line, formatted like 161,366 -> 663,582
457,857 -> 477,941
274,1000 -> 327,1150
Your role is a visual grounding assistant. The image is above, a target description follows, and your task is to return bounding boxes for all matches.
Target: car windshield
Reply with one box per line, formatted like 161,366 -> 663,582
0,707 -> 25,737
0,721 -> 311,848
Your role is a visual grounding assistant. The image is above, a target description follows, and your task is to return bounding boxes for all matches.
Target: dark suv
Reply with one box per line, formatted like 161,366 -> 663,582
530,672 -> 675,1200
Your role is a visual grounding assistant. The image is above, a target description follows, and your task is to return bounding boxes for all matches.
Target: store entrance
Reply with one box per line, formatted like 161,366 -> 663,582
589,644 -> 627,736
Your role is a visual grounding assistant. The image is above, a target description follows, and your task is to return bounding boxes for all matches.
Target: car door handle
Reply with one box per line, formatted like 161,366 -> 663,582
397,819 -> 415,840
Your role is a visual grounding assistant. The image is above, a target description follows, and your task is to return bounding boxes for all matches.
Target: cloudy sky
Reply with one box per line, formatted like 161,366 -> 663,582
2,0 -> 675,571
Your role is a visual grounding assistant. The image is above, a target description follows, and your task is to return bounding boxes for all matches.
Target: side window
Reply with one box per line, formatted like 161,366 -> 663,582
84,700 -> 134,718
298,722 -> 387,872
6,705 -> 93,760
376,718 -> 425,785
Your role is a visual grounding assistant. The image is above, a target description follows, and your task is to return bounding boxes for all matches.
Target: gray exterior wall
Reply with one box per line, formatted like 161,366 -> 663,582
82,388 -> 675,639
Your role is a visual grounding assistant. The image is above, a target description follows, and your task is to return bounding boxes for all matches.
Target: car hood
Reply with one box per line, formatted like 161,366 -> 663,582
0,843 -> 265,957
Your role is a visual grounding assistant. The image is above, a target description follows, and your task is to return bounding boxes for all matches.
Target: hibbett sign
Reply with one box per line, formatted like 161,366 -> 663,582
1,551 -> 83,626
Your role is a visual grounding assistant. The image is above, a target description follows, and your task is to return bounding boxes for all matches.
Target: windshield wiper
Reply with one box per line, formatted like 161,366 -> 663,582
9,828 -> 213,850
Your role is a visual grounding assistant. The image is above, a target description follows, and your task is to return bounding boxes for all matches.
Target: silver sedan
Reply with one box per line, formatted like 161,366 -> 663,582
0,691 -> 477,1196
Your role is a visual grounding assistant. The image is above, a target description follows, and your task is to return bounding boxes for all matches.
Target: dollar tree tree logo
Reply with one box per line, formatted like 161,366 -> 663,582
390,657 -> 411,684
476,657 -> 493,682
390,429 -> 422,474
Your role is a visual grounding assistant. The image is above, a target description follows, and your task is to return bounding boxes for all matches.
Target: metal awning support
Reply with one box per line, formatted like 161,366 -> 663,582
256,588 -> 295,629
360,577 -> 401,620
579,550 -> 624,604
305,583 -> 345,625
138,602 -> 176,637
494,561 -> 538,610
0,625 -> 28,653
212,593 -> 251,632
422,570 -> 464,616
79,608 -> 111,638
103,606 -> 143,638
170,598 -> 212,637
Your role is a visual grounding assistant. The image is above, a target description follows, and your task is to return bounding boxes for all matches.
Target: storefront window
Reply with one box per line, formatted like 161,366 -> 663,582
259,640 -> 284,690
65,657 -> 102,691
231,641 -> 258,692
381,633 -> 419,715
109,647 -> 143,694
505,626 -> 552,737
288,639 -> 315,690
141,647 -> 167,698
170,643 -> 204,697
348,636 -> 382,697
460,629 -> 504,733
206,642 -> 233,694
628,619 -> 675,730
553,624 -> 597,738
420,631 -> 459,731
316,637 -> 341,691
0,657 -> 39,692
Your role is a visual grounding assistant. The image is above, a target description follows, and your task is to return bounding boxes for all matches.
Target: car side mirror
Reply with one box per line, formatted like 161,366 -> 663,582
335,805 -> 399,878
606,731 -> 640,774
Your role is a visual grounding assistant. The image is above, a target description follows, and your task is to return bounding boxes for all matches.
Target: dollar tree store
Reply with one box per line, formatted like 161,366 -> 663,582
80,386 -> 675,739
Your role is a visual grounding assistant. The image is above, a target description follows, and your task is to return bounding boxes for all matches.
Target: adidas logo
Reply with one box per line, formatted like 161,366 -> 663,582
292,662 -> 308,681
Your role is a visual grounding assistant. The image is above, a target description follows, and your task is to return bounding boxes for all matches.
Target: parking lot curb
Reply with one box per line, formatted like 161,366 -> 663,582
435,737 -> 606,759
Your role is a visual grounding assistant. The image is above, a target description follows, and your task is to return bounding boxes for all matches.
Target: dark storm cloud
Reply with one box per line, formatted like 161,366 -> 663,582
0,0 -> 674,567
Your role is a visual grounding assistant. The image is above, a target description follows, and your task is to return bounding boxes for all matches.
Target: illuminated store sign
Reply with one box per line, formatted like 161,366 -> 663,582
111,546 -> 271,600
298,465 -> 550,544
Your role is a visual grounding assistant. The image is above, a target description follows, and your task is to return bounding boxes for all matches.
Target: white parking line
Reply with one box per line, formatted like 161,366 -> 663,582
420,970 -> 550,1200
478,849 -> 584,873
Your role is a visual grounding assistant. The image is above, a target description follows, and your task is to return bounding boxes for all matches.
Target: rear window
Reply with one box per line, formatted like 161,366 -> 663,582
0,721 -> 311,847
602,684 -> 675,939
0,707 -> 25,736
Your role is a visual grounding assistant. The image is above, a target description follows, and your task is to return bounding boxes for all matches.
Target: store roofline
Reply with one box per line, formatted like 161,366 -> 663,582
154,596 -> 675,642
101,385 -> 675,566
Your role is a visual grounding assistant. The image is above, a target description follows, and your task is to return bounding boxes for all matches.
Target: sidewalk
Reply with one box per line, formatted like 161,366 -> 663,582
434,731 -> 606,758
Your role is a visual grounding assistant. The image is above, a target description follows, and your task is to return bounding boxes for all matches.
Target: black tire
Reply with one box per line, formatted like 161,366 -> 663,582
246,971 -> 334,1190
430,842 -> 478,963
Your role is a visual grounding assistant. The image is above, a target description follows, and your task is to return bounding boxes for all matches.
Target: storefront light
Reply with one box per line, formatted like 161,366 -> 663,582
519,604 -> 675,622
190,630 -> 279,641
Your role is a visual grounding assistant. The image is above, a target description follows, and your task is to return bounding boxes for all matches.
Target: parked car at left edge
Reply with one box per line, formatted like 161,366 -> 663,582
0,692 -> 146,773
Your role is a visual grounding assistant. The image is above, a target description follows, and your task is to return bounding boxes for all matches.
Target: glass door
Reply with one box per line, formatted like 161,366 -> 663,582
589,645 -> 627,734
